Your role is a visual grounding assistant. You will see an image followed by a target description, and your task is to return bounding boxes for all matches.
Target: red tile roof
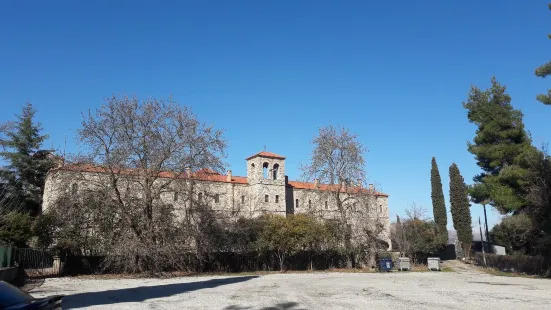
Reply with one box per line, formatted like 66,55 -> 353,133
246,151 -> 286,160
54,164 -> 249,184
53,164 -> 387,196
287,181 -> 388,197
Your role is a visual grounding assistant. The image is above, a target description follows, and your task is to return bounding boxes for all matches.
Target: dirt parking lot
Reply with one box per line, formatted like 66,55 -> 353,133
31,268 -> 551,310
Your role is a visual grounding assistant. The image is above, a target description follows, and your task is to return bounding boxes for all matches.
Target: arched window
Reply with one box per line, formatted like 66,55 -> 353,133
263,162 -> 269,179
251,163 -> 255,169
295,199 -> 299,208
325,201 -> 328,209
174,192 -> 179,201
379,204 -> 383,213
273,164 -> 279,180
198,192 -> 203,201
71,183 -> 78,196
308,200 -> 311,208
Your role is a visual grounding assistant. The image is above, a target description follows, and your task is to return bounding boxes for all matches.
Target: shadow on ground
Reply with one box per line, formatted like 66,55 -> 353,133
224,302 -> 304,310
63,276 -> 258,308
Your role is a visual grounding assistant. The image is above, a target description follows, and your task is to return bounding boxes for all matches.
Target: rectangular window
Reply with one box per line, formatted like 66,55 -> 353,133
295,199 -> 299,208
215,194 -> 219,203
309,200 -> 311,208
174,192 -> 178,201
265,195 -> 269,202
325,201 -> 328,209
71,183 -> 78,196
275,195 -> 279,203
241,195 -> 245,204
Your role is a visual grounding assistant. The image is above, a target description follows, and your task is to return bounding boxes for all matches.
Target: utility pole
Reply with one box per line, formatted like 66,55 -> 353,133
482,203 -> 491,252
479,216 -> 487,267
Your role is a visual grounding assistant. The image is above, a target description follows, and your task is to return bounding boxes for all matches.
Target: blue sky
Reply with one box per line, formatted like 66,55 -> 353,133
1,1 -> 550,230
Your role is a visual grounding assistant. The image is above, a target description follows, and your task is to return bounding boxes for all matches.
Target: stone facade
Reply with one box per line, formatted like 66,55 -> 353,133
42,151 -> 391,248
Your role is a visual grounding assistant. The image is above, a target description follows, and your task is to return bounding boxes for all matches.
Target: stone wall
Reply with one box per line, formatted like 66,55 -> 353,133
289,187 -> 391,249
42,163 -> 390,249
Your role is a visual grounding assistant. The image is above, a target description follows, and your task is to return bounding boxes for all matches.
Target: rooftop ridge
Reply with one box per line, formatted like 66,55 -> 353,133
245,151 -> 286,160
53,164 -> 388,197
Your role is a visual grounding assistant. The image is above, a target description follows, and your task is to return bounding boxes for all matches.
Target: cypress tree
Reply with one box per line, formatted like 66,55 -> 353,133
449,163 -> 473,257
535,4 -> 551,105
431,157 -> 448,247
463,77 -> 536,213
0,103 -> 54,214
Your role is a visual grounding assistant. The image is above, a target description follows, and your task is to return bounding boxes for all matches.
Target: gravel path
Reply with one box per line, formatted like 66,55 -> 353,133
31,269 -> 551,310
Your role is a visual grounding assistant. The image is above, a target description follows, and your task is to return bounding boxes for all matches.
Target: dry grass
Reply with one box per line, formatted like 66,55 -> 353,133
478,267 -> 540,279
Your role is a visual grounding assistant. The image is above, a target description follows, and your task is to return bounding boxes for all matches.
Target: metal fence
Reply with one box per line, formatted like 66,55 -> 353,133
14,248 -> 62,277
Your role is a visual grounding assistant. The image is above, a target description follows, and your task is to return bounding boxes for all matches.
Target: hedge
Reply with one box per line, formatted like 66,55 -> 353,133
474,252 -> 549,276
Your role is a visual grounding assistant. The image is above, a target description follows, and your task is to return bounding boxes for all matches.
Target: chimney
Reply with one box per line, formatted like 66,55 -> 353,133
314,178 -> 319,188
357,179 -> 362,187
369,184 -> 374,191
227,170 -> 232,182
185,167 -> 191,178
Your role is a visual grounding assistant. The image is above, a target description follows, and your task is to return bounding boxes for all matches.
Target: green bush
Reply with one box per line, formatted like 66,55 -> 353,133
0,211 -> 32,247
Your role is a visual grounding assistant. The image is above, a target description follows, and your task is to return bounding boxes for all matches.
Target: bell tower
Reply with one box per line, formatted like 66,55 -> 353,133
246,151 -> 286,186
245,151 -> 287,215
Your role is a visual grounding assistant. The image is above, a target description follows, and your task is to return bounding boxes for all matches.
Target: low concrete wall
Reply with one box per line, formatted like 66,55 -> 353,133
0,267 -> 19,284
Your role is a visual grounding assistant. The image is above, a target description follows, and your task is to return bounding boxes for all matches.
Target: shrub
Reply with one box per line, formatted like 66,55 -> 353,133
0,211 -> 32,247
474,252 -> 548,276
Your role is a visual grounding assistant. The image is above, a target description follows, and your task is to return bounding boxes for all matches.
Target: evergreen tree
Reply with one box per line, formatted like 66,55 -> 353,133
534,4 -> 551,105
0,103 -> 54,214
449,163 -> 473,257
431,157 -> 448,247
463,77 -> 537,213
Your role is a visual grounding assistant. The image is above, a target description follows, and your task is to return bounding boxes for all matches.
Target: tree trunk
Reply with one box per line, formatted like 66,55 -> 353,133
463,243 -> 471,260
274,251 -> 286,272
278,252 -> 285,272
346,254 -> 353,269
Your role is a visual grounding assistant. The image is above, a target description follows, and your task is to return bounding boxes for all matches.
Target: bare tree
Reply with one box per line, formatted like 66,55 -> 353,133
301,125 -> 386,267
49,95 -> 227,273
392,203 -> 440,264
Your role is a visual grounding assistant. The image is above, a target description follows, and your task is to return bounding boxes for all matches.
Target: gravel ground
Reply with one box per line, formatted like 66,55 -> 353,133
31,268 -> 551,310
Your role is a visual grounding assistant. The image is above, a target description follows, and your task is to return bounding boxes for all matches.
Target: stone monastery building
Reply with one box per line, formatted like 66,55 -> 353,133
43,151 -> 391,246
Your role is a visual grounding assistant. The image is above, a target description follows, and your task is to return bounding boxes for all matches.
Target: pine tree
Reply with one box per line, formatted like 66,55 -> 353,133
449,163 -> 473,257
535,4 -> 551,105
463,77 -> 537,213
0,103 -> 54,214
431,157 -> 448,247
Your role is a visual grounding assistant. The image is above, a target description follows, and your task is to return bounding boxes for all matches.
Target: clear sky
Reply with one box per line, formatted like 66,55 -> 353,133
1,1 -> 550,230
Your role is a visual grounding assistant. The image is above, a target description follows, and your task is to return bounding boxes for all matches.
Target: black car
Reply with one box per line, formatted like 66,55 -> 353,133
0,281 -> 63,310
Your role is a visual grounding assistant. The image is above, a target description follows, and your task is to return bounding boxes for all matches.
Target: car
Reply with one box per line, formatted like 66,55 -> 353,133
0,281 -> 63,310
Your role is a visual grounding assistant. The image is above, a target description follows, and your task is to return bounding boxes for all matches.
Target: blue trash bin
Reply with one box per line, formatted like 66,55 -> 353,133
378,258 -> 393,272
